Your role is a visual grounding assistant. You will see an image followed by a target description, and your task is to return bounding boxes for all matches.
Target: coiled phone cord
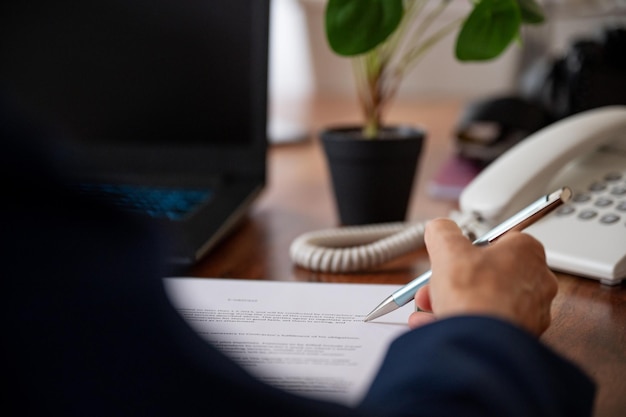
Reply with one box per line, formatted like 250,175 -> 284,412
290,222 -> 427,273
289,211 -> 490,273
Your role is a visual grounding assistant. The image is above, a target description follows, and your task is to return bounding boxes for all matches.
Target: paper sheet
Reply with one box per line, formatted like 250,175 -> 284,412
163,278 -> 413,405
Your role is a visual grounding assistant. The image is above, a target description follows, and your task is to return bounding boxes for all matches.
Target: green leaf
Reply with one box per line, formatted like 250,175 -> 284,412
455,0 -> 521,61
517,0 -> 545,24
325,0 -> 404,56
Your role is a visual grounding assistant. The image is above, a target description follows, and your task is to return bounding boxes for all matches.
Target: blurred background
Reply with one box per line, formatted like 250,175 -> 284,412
268,0 -> 626,142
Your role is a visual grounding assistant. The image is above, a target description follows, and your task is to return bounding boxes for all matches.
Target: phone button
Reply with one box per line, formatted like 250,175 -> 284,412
556,205 -> 576,216
604,172 -> 623,181
600,214 -> 620,225
589,182 -> 607,192
573,193 -> 591,203
610,185 -> 626,196
594,197 -> 614,208
578,210 -> 598,220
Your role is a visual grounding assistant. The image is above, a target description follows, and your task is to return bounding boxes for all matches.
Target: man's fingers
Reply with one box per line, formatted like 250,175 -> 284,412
424,218 -> 473,263
408,311 -> 436,329
415,285 -> 432,312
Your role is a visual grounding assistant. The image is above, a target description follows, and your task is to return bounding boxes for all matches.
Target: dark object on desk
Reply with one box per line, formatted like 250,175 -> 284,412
454,25 -> 626,165
454,96 -> 550,164
0,0 -> 270,269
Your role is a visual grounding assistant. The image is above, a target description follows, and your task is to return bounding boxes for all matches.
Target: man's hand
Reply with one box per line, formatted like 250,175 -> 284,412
408,218 -> 558,336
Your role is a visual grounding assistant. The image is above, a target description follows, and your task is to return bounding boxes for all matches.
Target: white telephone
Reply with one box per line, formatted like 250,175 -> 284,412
290,105 -> 626,285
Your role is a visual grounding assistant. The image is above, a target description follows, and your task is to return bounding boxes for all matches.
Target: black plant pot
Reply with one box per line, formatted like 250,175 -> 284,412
321,125 -> 426,225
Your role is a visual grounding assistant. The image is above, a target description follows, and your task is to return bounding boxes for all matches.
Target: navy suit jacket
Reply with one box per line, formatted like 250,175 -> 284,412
3,99 -> 595,416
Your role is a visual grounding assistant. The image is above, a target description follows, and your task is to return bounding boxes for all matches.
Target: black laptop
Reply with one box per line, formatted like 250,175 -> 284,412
1,0 -> 270,268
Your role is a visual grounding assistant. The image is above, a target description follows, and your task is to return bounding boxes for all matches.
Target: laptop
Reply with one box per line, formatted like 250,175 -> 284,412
1,0 -> 270,269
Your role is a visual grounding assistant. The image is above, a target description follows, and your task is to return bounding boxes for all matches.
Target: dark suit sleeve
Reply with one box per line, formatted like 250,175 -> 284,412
358,316 -> 595,417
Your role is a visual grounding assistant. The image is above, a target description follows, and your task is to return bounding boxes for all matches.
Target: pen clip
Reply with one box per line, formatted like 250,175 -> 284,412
472,187 -> 572,246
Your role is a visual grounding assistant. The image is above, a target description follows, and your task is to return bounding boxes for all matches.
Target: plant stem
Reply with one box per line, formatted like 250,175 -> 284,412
382,0 -> 462,109
353,50 -> 385,139
352,0 -> 463,139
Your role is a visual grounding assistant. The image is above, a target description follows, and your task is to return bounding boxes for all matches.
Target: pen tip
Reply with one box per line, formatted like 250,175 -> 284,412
363,296 -> 400,322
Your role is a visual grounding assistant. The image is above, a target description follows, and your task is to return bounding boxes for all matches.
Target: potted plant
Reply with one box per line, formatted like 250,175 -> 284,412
321,0 -> 545,225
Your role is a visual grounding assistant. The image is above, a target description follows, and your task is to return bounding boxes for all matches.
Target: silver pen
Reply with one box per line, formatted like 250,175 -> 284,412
364,187 -> 572,322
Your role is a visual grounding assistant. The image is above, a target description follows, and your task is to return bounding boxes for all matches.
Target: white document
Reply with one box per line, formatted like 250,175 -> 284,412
163,277 -> 413,405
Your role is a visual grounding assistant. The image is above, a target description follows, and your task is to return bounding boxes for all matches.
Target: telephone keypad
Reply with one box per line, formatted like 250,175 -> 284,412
560,168 -> 626,228
556,171 -> 626,226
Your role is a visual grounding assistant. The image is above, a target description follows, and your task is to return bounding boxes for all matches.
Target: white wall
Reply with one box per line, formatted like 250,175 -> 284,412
269,0 -> 315,101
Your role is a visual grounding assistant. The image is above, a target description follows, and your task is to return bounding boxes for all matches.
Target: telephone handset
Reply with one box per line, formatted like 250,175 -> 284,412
290,105 -> 626,285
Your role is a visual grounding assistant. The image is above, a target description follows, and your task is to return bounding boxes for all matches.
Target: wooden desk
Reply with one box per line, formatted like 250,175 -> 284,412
189,96 -> 626,417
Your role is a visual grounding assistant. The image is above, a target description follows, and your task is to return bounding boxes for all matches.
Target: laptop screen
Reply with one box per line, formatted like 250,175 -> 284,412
1,0 -> 269,180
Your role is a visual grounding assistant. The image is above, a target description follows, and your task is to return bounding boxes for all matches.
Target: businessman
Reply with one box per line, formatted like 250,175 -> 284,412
2,94 -> 595,417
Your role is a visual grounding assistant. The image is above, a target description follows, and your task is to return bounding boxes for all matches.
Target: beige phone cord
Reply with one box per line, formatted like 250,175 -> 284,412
289,211 -> 490,273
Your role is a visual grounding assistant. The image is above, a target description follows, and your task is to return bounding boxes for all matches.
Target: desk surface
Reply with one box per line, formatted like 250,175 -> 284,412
189,96 -> 626,417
